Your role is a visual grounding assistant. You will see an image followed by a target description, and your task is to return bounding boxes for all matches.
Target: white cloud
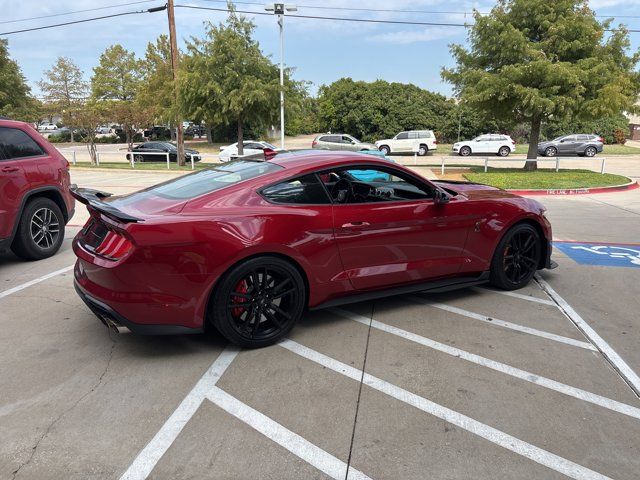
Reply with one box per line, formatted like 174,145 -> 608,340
368,27 -> 461,44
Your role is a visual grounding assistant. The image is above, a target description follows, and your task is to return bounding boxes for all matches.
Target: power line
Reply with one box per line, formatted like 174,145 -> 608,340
175,4 -> 640,31
197,0 -> 640,20
175,5 -> 469,27
0,0 -> 157,25
0,6 -> 167,36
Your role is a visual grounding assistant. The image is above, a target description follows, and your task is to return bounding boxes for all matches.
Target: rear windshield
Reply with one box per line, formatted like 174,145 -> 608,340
146,160 -> 282,199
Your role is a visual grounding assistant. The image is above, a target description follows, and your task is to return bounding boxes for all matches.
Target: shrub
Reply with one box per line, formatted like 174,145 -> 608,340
614,129 -> 627,145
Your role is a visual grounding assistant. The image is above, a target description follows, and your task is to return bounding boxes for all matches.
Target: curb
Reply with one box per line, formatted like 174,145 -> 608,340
507,179 -> 638,196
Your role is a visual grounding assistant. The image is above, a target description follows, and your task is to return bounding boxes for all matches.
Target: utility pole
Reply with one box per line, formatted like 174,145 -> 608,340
265,3 -> 297,150
167,0 -> 185,166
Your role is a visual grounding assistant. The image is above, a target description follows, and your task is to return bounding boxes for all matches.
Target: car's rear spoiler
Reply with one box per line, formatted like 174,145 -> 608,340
70,185 -> 143,223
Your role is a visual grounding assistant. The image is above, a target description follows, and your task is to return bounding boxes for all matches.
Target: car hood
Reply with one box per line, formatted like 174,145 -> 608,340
433,180 -> 519,200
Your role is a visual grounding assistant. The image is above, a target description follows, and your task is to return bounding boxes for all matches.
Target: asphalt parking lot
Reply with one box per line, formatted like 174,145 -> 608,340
2,168 -> 640,480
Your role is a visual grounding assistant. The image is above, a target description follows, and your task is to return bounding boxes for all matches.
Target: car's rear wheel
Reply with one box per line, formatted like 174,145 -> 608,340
11,197 -> 65,260
418,145 -> 428,156
379,145 -> 390,155
498,146 -> 510,157
545,146 -> 557,157
459,146 -> 471,156
211,256 -> 306,348
489,224 -> 541,290
584,146 -> 597,157
134,154 -> 144,163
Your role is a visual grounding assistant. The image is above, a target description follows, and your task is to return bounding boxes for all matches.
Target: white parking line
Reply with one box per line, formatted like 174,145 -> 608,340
411,296 -> 597,351
471,286 -> 556,306
206,387 -> 372,480
280,339 -> 613,480
332,308 -> 640,420
119,347 -> 240,480
536,275 -> 640,397
0,265 -> 74,299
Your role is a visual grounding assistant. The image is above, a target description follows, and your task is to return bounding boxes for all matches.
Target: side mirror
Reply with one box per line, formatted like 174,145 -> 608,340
434,189 -> 450,205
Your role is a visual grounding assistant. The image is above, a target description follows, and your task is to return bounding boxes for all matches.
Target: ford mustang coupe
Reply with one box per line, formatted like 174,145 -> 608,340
71,151 -> 554,348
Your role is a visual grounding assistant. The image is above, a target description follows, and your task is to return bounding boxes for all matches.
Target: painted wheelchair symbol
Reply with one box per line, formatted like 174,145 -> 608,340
571,245 -> 640,266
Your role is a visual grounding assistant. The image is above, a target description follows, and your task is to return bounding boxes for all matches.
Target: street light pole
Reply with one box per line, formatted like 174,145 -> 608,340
167,0 -> 185,166
278,14 -> 285,150
266,3 -> 297,150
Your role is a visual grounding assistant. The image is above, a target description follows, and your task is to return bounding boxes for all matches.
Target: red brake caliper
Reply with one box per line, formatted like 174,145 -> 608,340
231,280 -> 249,317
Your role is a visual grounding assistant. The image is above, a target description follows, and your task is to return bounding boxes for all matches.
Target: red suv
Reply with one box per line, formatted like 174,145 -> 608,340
0,118 -> 74,260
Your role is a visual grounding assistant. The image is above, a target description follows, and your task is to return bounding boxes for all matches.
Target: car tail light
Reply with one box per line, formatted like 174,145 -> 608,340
434,139 -> 438,145
312,140 -> 317,147
94,230 -> 133,260
597,136 -> 604,143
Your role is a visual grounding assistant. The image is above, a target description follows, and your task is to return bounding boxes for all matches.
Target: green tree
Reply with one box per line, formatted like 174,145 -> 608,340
38,57 -> 88,142
91,45 -> 146,148
0,39 -> 38,121
443,0 -> 640,170
317,78 -> 453,142
179,8 -> 279,155
138,35 -> 176,127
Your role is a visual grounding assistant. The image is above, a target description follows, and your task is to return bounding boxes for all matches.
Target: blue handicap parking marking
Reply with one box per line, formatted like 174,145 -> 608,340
554,242 -> 640,268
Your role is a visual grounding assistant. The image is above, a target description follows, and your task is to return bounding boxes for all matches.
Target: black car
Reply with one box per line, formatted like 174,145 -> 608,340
126,142 -> 201,163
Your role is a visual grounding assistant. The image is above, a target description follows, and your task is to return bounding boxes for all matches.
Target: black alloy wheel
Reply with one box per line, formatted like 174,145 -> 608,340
11,197 -> 65,260
211,256 -> 306,348
490,224 -> 541,290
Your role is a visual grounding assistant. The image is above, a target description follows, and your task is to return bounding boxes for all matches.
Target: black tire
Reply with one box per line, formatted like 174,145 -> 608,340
545,146 -> 557,157
498,146 -> 510,157
584,146 -> 597,157
379,145 -> 391,155
210,256 -> 306,348
459,146 -> 471,157
134,154 -> 144,163
489,223 -> 541,290
418,144 -> 428,156
11,197 -> 65,261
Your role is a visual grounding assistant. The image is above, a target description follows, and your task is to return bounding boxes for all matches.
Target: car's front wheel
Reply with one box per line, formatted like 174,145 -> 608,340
489,223 -> 541,290
11,197 -> 65,260
545,146 -> 557,157
459,146 -> 471,156
379,145 -> 390,155
211,256 -> 306,348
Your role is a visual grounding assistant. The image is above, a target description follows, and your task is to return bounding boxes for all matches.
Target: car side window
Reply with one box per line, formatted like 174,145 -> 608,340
319,166 -> 433,204
262,174 -> 331,205
396,132 -> 409,140
0,127 -> 45,160
341,135 -> 354,144
577,135 -> 590,141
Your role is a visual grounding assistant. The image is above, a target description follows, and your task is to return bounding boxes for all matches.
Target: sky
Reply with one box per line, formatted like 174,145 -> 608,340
2,0 -> 640,99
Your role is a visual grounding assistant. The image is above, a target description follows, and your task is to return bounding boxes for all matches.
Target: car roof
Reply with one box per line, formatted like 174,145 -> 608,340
0,118 -> 31,128
268,149 -> 398,171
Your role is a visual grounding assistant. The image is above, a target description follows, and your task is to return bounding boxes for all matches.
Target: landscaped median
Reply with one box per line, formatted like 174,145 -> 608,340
460,168 -> 637,195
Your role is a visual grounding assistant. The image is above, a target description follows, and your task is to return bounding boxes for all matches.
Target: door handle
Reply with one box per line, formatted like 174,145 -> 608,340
341,221 -> 370,229
1,166 -> 20,173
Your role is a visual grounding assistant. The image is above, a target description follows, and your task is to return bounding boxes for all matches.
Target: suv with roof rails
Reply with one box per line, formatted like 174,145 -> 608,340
0,118 -> 74,260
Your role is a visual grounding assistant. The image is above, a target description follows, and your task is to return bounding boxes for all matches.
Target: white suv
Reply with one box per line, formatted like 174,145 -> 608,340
453,134 -> 516,157
375,130 -> 437,156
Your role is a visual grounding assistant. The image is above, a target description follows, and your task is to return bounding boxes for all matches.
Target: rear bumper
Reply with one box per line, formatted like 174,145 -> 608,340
74,279 -> 203,335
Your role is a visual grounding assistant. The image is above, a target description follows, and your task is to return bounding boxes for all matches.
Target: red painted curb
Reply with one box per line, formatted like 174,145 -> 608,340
507,180 -> 638,196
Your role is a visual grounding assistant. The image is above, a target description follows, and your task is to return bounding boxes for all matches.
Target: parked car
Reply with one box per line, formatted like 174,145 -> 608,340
38,123 -> 58,131
375,130 -> 437,156
537,134 -> 604,157
71,150 -> 554,348
311,133 -> 377,152
453,134 -> 516,157
185,124 -> 206,137
125,142 -> 201,163
143,126 -> 172,140
0,118 -> 74,260
219,140 -> 279,162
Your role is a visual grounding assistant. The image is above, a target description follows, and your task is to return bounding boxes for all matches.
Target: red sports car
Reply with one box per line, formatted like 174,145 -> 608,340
72,151 -> 554,347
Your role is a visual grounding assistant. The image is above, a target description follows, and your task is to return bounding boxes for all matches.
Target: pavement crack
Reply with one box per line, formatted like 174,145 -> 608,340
344,303 -> 374,480
11,334 -> 117,480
